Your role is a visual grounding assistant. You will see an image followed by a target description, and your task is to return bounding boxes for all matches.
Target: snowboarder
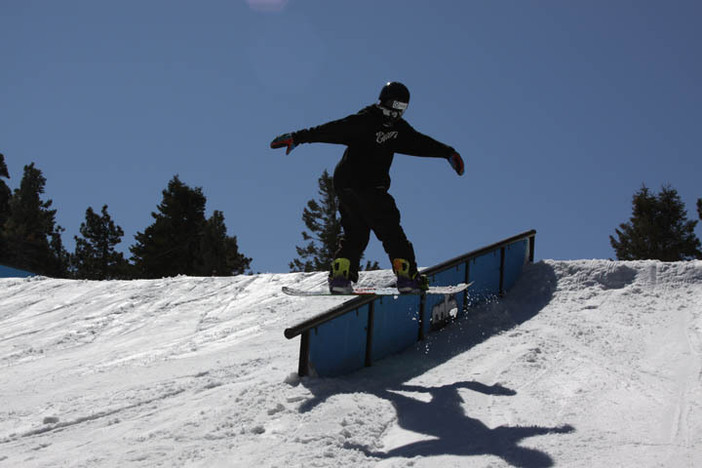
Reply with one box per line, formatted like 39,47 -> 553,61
271,81 -> 464,294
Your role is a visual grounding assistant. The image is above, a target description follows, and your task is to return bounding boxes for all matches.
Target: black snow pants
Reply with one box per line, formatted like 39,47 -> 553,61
334,187 -> 417,282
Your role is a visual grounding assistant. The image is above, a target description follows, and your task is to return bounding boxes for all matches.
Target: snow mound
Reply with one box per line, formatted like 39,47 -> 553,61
1,260 -> 700,467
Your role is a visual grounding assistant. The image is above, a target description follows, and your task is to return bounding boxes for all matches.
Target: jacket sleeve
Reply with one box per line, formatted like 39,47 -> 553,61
393,121 -> 455,159
292,112 -> 367,146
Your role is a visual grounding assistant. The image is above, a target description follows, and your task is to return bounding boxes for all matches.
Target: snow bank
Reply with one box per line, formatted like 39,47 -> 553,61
1,260 -> 700,467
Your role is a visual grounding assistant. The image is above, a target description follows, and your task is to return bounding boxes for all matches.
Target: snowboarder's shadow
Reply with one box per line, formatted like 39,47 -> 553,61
296,262 -> 572,466
345,380 -> 574,468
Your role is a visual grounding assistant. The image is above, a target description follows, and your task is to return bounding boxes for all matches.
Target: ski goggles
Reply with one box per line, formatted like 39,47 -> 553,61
379,100 -> 408,120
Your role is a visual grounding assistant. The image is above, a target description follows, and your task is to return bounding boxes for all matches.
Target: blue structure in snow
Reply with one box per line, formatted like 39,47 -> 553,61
284,230 -> 536,377
0,264 -> 36,278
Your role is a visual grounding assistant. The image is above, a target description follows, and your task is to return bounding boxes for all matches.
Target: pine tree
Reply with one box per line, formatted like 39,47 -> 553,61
697,198 -> 701,222
1,163 -> 68,276
290,170 -> 379,272
131,176 -> 206,277
131,176 -> 251,278
72,205 -> 129,279
199,210 -> 251,276
610,185 -> 702,261
289,170 -> 340,272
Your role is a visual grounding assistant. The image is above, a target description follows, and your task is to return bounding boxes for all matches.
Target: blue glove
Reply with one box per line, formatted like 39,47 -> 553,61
448,152 -> 464,176
270,133 -> 298,155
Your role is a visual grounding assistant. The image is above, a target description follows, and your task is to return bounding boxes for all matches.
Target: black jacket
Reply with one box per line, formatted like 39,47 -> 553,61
293,105 -> 455,190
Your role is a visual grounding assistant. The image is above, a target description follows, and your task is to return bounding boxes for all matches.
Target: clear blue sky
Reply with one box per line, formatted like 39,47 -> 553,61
2,0 -> 701,273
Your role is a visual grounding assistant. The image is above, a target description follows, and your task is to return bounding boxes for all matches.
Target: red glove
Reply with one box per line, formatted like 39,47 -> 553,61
448,152 -> 464,176
270,133 -> 298,155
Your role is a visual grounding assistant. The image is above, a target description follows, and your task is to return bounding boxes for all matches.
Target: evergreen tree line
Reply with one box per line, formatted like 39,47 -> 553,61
2,152 -> 700,280
0,154 -> 251,279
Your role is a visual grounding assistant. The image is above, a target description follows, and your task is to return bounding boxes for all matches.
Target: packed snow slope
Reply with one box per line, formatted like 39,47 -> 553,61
1,260 -> 701,468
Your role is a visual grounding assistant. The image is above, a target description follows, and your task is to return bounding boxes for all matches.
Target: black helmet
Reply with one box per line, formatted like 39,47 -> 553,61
379,81 -> 410,108
378,81 -> 409,121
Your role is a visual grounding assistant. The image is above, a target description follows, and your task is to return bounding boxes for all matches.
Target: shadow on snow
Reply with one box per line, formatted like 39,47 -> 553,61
297,261 -> 573,467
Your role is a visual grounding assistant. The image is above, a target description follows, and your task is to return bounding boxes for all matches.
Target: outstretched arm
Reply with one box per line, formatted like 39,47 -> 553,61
270,112 -> 366,154
395,123 -> 464,176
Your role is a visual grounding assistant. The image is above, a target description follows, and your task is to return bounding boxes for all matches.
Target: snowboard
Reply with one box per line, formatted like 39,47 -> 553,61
282,282 -> 471,297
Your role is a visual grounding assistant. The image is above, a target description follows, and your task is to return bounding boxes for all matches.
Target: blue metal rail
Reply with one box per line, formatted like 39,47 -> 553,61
284,230 -> 536,377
